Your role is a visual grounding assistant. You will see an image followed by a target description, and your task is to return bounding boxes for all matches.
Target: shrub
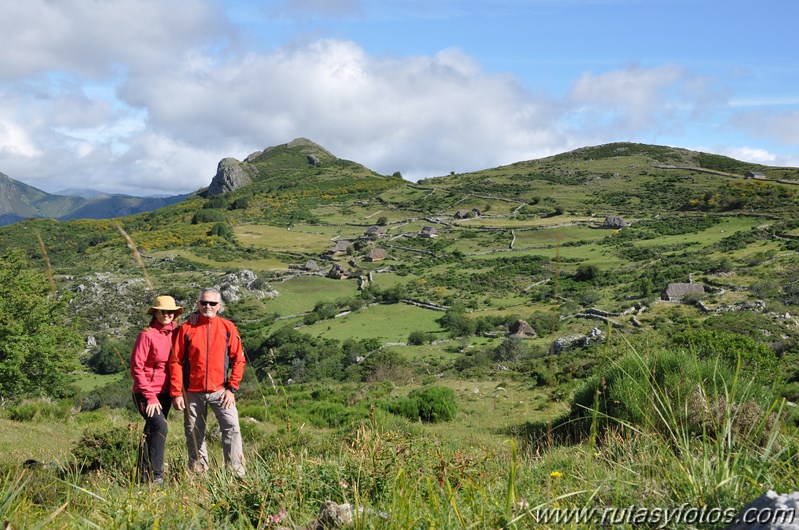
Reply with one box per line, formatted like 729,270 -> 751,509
387,385 -> 458,423
191,209 -> 226,224
407,330 -> 434,345
208,222 -> 234,239
70,425 -> 138,476
574,264 -> 599,281
229,196 -> 251,210
491,336 -> 529,362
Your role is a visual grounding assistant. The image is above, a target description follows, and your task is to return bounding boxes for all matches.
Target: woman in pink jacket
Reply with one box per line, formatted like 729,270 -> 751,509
130,295 -> 183,485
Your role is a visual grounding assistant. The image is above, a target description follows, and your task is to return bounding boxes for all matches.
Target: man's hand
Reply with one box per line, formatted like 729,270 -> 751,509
145,402 -> 162,417
222,389 -> 236,409
172,396 -> 185,411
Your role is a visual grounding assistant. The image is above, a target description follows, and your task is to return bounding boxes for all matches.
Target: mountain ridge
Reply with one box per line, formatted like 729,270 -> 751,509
0,171 -> 193,226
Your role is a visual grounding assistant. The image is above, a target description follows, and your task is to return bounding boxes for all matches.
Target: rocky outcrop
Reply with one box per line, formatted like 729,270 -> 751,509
207,158 -> 254,196
552,327 -> 604,354
218,269 -> 277,301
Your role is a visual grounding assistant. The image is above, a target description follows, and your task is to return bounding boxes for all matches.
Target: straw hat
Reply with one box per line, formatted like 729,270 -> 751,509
147,295 -> 184,315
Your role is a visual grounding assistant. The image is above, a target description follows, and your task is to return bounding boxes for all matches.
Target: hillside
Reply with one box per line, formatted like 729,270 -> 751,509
2,140 -> 799,528
2,139 -> 797,381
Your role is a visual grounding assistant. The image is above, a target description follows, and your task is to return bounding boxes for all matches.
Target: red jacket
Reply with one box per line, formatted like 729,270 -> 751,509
169,315 -> 245,396
131,321 -> 175,404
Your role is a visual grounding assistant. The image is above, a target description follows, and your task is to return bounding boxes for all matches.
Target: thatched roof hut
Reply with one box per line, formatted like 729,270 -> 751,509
662,283 -> 705,302
365,248 -> 388,262
509,319 -> 537,338
327,240 -> 351,255
365,225 -> 387,239
420,226 -> 438,238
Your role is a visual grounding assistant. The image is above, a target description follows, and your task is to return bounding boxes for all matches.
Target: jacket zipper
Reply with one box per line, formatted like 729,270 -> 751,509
205,319 -> 210,391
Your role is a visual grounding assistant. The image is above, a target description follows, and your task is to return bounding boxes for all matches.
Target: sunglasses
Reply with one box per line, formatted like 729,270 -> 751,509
157,310 -> 178,316
199,300 -> 220,307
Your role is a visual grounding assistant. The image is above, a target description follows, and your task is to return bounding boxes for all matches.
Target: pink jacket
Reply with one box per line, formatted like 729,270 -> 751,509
130,321 -> 175,404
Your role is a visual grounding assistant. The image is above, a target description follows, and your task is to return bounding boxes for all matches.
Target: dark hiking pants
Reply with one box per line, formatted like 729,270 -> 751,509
133,392 -> 171,482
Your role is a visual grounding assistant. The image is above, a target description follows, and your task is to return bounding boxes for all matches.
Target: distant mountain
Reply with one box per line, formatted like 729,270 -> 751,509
0,171 -> 193,226
54,188 -> 111,199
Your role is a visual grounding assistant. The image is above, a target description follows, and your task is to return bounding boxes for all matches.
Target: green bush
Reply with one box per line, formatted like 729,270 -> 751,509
387,385 -> 458,423
229,196 -> 251,210
191,209 -> 226,224
70,425 -> 138,476
208,222 -> 234,239
407,330 -> 434,345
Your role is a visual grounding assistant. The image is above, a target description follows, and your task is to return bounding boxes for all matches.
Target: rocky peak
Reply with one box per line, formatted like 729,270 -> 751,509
207,158 -> 254,196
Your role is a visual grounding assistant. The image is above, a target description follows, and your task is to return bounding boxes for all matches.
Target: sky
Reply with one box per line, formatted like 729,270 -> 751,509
1,0 -> 797,196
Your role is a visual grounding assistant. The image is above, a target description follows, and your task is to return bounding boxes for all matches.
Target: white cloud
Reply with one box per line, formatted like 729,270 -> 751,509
0,120 -> 41,158
0,0 -> 228,80
0,0 -> 794,196
567,64 -> 687,132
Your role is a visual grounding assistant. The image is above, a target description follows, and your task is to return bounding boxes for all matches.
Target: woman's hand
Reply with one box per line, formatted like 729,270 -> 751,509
145,402 -> 162,417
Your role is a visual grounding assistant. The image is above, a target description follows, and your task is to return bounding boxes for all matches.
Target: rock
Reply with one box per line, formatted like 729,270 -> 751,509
308,154 -> 320,166
304,501 -> 355,529
207,158 -> 254,196
723,490 -> 799,529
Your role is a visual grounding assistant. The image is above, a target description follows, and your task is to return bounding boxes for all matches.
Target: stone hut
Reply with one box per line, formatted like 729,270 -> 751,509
327,263 -> 350,280
365,248 -> 388,262
327,240 -> 351,255
508,320 -> 537,338
454,209 -> 472,219
602,215 -> 629,229
364,225 -> 387,239
744,171 -> 766,180
420,226 -> 438,238
302,260 -> 319,271
662,283 -> 705,302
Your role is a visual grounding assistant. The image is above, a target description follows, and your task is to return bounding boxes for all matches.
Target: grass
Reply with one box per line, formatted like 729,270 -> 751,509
234,224 -> 334,253
3,340 -> 796,529
149,249 -> 290,271
265,275 -> 360,316
302,302 -> 446,342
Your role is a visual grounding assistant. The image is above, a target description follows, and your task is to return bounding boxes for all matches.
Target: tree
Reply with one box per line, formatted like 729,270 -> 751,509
0,250 -> 82,399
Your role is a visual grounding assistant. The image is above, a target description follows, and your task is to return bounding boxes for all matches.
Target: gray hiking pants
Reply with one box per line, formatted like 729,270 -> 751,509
183,389 -> 245,477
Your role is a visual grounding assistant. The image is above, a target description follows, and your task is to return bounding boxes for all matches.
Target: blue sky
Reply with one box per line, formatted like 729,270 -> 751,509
0,0 -> 797,195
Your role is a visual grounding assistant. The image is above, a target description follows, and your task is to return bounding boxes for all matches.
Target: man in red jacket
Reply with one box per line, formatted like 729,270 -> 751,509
170,288 -> 246,477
